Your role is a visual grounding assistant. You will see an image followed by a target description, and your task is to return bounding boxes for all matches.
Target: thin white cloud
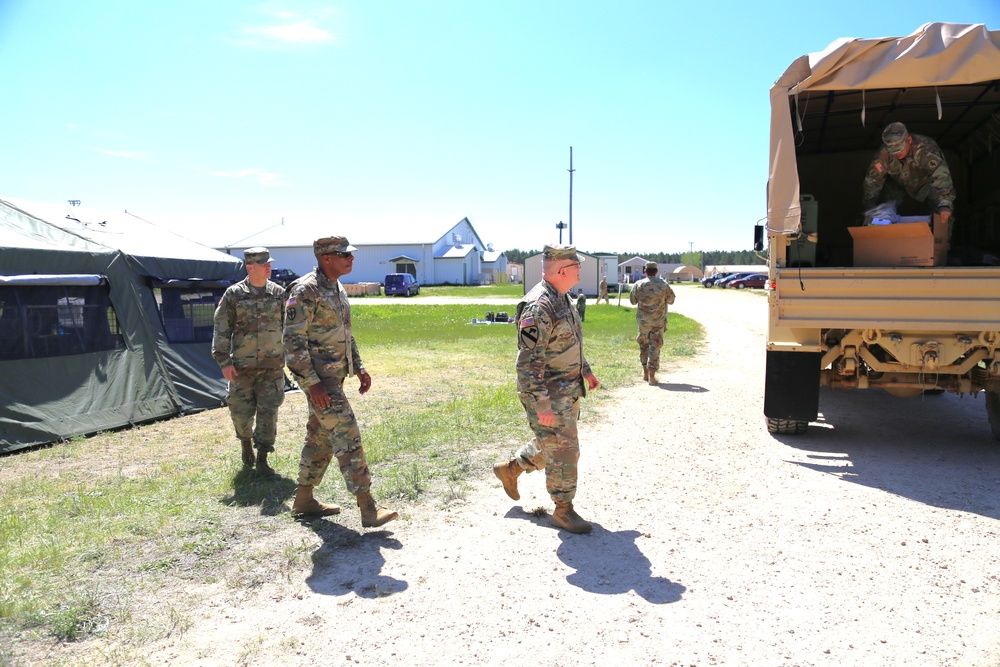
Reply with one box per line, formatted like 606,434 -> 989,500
242,19 -> 332,44
86,147 -> 150,160
197,168 -> 285,186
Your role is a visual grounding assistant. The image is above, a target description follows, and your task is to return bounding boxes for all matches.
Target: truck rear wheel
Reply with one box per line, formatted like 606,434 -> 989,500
763,350 -> 821,435
766,418 -> 808,435
986,390 -> 1000,440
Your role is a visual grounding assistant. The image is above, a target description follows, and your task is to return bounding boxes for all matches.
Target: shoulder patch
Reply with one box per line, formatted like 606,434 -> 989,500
874,161 -> 885,174
286,296 -> 297,307
519,323 -> 539,349
520,316 -> 534,328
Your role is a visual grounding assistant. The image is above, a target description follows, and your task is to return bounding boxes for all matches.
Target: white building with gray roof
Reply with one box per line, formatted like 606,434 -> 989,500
220,216 -> 507,286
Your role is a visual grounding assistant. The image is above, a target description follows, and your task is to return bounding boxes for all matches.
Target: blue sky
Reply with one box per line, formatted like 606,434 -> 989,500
1,1 -> 997,255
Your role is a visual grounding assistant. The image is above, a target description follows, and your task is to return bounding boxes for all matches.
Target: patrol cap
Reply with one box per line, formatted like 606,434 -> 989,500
542,244 -> 584,262
313,236 -> 358,255
644,261 -> 658,271
243,246 -> 275,265
882,122 -> 910,153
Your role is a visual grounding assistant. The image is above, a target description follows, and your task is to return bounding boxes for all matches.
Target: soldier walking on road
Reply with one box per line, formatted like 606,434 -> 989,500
629,261 -> 676,386
493,244 -> 601,534
212,247 -> 287,477
284,236 -> 398,527
596,275 -> 610,304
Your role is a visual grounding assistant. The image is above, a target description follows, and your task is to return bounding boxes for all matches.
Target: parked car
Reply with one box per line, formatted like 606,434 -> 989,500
384,273 -> 420,297
727,273 -> 768,289
270,267 -> 300,287
717,272 -> 756,288
701,272 -> 732,288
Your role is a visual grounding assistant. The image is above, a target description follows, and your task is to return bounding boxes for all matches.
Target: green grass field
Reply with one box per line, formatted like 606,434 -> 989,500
0,295 -> 703,658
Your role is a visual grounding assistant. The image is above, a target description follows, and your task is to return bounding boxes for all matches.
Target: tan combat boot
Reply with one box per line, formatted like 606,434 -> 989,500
492,458 -> 523,500
291,485 -> 341,517
648,370 -> 657,386
240,439 -> 255,468
551,500 -> 592,534
357,491 -> 398,528
642,367 -> 648,382
256,450 -> 276,478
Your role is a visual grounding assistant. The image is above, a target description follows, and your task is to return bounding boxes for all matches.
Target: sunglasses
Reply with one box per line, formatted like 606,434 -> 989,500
325,251 -> 354,258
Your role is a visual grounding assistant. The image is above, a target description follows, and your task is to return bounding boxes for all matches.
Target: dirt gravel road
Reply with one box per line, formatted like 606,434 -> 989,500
146,287 -> 1000,666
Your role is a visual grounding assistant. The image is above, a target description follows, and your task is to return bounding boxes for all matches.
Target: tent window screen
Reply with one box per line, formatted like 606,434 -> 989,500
0,283 -> 124,360
154,285 -> 227,343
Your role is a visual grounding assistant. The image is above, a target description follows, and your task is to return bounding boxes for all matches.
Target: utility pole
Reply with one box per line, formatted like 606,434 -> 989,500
568,147 -> 575,245
556,221 -> 567,243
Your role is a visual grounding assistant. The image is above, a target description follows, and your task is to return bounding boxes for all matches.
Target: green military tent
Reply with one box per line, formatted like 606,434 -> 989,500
0,198 -> 244,453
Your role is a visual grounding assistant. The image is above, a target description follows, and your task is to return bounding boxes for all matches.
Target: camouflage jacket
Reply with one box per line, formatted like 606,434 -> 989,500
862,134 -> 955,211
515,279 -> 592,412
629,275 -> 675,328
283,269 -> 363,389
211,278 -> 286,371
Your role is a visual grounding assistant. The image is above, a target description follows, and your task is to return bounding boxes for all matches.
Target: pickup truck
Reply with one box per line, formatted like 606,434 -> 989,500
758,23 -> 1000,440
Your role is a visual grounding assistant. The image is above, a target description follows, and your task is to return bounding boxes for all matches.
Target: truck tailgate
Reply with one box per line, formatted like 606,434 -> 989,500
773,267 -> 1000,330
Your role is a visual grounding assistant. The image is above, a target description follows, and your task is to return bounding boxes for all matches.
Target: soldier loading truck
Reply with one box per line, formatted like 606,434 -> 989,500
758,23 -> 1000,439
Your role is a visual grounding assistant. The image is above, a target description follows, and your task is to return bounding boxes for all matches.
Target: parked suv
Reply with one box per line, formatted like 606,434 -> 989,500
270,268 -> 300,287
384,273 -> 420,297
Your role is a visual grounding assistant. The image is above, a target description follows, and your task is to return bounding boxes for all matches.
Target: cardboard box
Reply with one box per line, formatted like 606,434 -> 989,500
849,222 -> 934,267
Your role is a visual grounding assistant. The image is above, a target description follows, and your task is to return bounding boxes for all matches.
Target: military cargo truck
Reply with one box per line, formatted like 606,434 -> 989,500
759,23 -> 1000,439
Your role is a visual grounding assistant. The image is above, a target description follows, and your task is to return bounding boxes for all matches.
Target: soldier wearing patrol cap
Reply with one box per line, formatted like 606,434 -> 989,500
283,235 -> 398,527
212,246 -> 287,476
629,260 -> 675,386
863,121 -> 955,228
493,244 -> 601,534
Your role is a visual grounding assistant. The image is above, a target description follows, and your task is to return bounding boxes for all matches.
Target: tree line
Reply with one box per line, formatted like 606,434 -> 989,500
502,249 -> 765,268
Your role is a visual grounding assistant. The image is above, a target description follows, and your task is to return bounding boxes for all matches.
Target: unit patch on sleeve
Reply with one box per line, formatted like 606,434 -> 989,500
518,316 -> 539,349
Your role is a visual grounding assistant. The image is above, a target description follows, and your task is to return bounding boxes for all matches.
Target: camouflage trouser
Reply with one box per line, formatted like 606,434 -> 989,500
596,290 -> 609,304
637,324 -> 665,373
298,377 -> 371,493
227,367 -> 285,452
516,395 -> 581,504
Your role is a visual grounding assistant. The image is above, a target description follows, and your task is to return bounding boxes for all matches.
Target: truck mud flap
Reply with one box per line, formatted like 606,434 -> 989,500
764,350 -> 822,421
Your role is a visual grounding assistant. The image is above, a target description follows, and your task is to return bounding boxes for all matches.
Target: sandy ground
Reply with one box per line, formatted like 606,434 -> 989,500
35,287 -> 1000,665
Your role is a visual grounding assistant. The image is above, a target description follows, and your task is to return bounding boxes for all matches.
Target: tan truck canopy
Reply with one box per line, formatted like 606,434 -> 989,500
767,22 -> 1000,235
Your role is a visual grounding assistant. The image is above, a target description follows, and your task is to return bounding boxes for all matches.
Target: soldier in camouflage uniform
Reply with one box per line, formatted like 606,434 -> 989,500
863,122 -> 955,230
211,247 -> 287,477
283,236 -> 397,527
596,275 -> 610,304
493,244 -> 601,534
629,261 -> 676,386
575,288 -> 587,322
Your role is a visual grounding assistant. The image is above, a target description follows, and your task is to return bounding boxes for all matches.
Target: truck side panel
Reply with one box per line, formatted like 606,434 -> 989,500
771,267 -> 1000,332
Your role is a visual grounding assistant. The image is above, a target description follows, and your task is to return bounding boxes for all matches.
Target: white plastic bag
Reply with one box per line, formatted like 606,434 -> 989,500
864,201 -> 898,226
